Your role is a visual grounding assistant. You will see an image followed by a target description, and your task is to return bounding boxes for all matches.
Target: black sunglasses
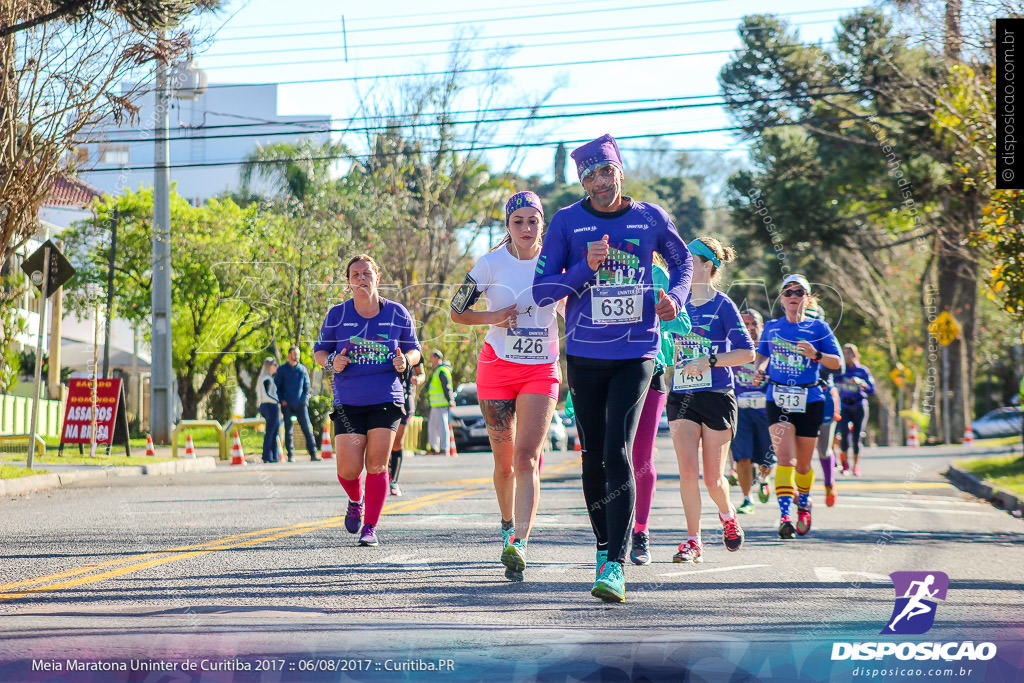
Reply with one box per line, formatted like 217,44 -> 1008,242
781,288 -> 806,298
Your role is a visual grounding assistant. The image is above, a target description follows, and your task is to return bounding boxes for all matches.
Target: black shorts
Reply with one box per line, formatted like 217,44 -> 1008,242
666,390 -> 737,433
766,400 -> 826,438
331,402 -> 405,435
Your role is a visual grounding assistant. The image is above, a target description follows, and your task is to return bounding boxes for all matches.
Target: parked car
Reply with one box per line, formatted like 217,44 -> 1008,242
971,407 -> 1023,439
449,383 -> 490,451
559,411 -> 578,450
548,412 -> 568,451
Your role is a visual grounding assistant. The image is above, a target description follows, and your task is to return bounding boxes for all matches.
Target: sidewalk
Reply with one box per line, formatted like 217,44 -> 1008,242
0,444 -> 218,498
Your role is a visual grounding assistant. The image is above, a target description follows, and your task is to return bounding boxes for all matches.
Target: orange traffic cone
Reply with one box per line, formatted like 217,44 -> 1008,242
906,423 -> 919,448
320,426 -> 334,460
447,421 -> 458,457
230,431 -> 247,466
184,433 -> 197,458
145,433 -> 156,457
962,427 -> 974,446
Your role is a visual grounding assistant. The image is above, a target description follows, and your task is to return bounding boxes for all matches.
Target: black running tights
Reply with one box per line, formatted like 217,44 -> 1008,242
566,355 -> 655,565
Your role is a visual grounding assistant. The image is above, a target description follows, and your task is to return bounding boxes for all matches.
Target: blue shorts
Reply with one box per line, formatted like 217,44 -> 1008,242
732,408 -> 776,468
822,390 -> 836,425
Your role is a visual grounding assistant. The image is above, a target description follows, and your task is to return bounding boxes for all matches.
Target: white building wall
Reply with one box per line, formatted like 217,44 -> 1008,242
78,83 -> 331,203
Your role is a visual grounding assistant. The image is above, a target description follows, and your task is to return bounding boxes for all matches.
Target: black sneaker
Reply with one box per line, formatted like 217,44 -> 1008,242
778,516 -> 796,539
722,516 -> 744,551
629,531 -> 651,565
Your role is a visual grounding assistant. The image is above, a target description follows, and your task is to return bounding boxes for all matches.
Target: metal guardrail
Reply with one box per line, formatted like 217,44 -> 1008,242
221,417 -> 269,460
0,433 -> 47,458
171,420 -> 224,459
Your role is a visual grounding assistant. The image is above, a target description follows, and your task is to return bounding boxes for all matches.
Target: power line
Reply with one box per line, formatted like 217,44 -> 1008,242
98,93 -> 730,134
205,11 -> 858,59
79,86 -> 876,145
225,0 -> 655,29
212,0 -> 728,42
145,42 -> 835,93
79,110 -> 926,174
204,20 -> 844,70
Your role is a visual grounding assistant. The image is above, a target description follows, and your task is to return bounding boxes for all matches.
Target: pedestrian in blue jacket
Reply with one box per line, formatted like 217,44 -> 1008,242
274,346 -> 321,462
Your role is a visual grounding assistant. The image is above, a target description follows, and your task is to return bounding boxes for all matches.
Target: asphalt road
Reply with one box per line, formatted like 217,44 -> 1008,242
1,439 -> 1022,682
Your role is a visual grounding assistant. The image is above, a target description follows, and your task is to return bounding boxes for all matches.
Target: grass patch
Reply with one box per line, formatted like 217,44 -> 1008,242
973,435 -> 1022,447
958,454 -> 1024,498
0,453 -> 175,467
0,464 -> 46,479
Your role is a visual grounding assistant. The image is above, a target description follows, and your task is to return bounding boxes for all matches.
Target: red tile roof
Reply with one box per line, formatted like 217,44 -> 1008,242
44,174 -> 102,208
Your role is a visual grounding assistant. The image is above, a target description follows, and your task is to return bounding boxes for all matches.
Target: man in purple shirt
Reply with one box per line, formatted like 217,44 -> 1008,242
532,133 -> 692,603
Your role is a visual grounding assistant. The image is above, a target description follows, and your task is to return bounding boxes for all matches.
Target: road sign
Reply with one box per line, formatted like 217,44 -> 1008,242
928,311 -> 961,346
58,378 -> 131,457
20,239 -> 74,296
889,363 -> 911,387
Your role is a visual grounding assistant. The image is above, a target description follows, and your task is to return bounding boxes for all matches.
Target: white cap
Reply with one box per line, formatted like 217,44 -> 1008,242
780,274 -> 811,293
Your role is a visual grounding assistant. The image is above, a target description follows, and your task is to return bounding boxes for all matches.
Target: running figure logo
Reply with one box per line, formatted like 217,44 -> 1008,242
881,571 -> 949,635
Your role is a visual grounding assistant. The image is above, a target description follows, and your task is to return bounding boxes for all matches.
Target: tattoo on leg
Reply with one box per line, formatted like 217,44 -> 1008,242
480,399 -> 515,443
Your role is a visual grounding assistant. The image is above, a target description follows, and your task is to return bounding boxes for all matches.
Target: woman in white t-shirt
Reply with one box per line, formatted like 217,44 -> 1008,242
450,191 -> 561,582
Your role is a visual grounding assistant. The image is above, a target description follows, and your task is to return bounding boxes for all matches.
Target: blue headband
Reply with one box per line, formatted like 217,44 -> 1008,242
687,239 -> 721,267
505,191 -> 544,225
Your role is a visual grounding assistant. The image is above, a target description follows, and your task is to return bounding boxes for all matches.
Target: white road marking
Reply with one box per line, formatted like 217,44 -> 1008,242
657,564 -> 769,577
860,523 -> 910,532
814,566 -> 890,584
832,503 -> 993,516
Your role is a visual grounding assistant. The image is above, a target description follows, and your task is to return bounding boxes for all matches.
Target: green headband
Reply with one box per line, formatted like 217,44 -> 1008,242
687,239 -> 721,267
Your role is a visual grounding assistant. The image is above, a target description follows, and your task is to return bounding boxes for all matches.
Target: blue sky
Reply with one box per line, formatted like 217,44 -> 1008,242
186,0 -> 871,181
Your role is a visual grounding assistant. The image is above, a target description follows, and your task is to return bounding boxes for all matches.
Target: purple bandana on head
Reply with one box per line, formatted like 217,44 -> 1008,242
505,191 -> 544,225
570,134 -> 623,181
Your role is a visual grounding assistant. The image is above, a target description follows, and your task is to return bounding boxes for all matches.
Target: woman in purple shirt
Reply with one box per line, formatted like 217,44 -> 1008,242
665,236 -> 754,563
836,343 -> 875,476
313,255 -> 422,548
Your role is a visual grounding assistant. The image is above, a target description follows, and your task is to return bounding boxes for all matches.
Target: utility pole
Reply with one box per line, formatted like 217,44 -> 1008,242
151,33 -> 174,443
103,208 -> 118,378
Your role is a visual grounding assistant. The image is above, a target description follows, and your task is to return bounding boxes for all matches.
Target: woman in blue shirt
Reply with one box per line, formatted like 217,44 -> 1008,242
664,236 -> 754,563
837,343 -> 875,475
313,255 -> 422,548
753,275 -> 842,539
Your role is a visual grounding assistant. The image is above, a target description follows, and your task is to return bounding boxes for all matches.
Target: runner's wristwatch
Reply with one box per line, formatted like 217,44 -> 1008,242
708,353 -> 718,367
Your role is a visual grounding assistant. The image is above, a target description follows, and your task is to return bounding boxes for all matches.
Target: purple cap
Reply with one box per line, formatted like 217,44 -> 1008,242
570,134 -> 623,181
505,191 -> 544,225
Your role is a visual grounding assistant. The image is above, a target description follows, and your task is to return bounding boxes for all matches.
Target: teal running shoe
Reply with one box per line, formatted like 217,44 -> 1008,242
501,525 -> 515,548
502,539 -> 527,573
595,549 -> 608,581
591,561 -> 626,603
737,498 -> 755,515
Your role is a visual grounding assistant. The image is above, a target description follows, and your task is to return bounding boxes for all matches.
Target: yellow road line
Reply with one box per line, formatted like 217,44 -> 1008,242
1,485 -> 489,601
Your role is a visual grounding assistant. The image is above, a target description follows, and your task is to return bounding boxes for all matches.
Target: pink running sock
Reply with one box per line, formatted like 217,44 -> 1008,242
338,473 -> 364,503
634,522 -> 649,534
363,471 -> 389,526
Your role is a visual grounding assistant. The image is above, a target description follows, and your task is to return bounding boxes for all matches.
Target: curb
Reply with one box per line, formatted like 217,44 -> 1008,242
0,457 -> 218,498
944,465 -> 1024,518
